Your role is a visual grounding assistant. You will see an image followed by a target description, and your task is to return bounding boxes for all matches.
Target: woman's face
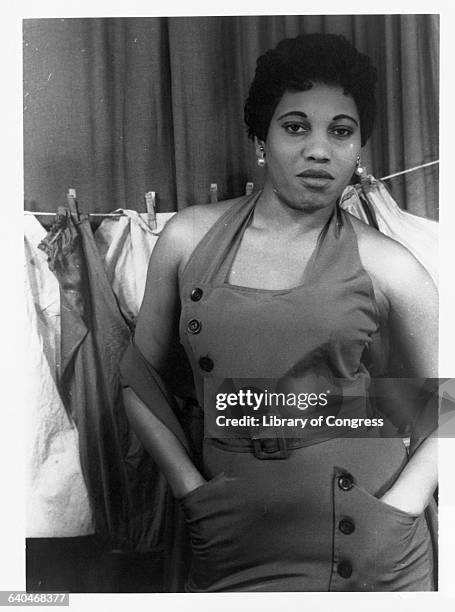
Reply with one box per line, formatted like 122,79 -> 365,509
262,83 -> 361,212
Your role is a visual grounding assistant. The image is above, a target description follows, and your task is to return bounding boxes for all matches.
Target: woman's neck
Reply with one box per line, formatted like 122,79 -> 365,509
253,183 -> 338,237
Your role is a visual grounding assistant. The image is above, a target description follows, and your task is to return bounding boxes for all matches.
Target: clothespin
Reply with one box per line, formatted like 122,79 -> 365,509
145,191 -> 157,230
210,183 -> 218,203
66,188 -> 80,222
245,181 -> 254,196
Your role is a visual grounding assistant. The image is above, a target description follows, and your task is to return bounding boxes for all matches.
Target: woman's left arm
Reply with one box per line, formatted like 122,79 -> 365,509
376,243 -> 438,515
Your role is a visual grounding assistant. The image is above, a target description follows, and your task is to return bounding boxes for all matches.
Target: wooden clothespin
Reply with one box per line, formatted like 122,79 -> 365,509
145,191 -> 157,230
245,181 -> 254,196
210,183 -> 218,203
66,188 -> 80,222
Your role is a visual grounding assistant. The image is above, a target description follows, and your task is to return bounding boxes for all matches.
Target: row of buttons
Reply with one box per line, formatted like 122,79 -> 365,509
188,287 -> 212,371
188,288 -> 203,333
336,472 -> 355,579
187,285 -> 204,333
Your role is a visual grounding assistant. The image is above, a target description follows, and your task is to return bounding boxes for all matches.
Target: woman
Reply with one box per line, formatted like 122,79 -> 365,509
120,33 -> 438,591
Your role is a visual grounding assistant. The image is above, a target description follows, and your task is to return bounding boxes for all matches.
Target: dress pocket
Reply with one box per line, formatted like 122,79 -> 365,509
332,476 -> 433,590
179,471 -> 228,505
355,484 -> 422,521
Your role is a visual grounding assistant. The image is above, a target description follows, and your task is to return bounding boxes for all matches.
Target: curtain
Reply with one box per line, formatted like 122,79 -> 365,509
23,15 -> 439,219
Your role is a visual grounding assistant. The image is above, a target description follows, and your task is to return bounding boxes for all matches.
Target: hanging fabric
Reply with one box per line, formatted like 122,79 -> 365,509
94,210 -> 175,323
94,208 -> 195,590
37,207 -> 178,559
24,215 -> 94,538
339,178 -> 438,286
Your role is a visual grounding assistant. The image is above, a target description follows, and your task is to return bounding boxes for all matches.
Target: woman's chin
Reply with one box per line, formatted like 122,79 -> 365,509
274,189 -> 338,213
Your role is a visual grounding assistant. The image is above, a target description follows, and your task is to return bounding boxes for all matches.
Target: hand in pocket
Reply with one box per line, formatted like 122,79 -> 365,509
179,471 -> 246,591
379,487 -> 425,519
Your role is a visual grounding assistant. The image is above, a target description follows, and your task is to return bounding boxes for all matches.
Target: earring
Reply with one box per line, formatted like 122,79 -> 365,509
257,146 -> 266,168
355,154 -> 366,177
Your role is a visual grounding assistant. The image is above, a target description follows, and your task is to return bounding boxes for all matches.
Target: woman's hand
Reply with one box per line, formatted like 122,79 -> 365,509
379,485 -> 426,517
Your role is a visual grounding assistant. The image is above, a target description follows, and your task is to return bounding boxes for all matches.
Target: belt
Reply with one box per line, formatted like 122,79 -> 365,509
205,435 -> 294,459
201,400 -> 379,460
205,420 -> 379,459
204,430 -> 341,459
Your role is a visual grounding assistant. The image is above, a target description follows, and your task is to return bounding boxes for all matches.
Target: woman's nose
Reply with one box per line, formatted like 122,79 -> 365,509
303,133 -> 331,162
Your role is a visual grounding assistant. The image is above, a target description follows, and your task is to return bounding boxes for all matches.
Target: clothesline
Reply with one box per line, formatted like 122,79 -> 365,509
24,211 -> 126,217
379,160 -> 439,181
23,160 -> 439,217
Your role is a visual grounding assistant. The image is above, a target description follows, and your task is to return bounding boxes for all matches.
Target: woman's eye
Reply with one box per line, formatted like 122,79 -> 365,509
331,126 -> 354,138
283,123 -> 308,134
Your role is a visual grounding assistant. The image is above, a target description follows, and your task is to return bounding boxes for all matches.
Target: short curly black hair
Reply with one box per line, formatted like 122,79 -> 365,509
244,33 -> 377,147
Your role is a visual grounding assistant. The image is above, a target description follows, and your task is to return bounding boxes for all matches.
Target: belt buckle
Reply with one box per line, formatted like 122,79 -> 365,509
251,436 -> 289,460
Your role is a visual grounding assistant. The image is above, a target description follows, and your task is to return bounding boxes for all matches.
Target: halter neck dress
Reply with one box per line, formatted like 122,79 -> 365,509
175,192 -> 434,592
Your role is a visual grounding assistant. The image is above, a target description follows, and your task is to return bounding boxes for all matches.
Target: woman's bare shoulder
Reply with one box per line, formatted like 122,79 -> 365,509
173,196 -> 244,235
347,212 -> 400,251
347,212 -> 435,296
156,196 -> 246,266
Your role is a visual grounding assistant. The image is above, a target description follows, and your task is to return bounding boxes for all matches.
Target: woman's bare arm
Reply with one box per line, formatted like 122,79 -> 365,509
378,244 -> 438,514
122,388 -> 206,498
122,210 -> 206,499
358,226 -> 438,514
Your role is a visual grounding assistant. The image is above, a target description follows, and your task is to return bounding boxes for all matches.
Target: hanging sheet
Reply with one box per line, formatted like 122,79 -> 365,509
94,208 -> 193,589
24,215 -> 94,537
340,178 -> 438,286
94,211 -> 175,323
38,208 -> 173,553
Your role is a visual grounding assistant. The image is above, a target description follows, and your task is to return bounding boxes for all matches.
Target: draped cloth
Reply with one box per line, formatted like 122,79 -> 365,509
24,215 -> 94,538
340,178 -> 438,285
38,209 -> 184,582
94,210 -> 175,323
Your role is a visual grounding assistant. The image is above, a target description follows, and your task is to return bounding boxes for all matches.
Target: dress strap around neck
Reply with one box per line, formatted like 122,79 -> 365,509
181,191 -> 261,287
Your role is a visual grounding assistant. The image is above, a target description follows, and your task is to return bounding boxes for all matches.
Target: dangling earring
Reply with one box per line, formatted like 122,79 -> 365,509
355,154 -> 366,177
257,146 -> 266,168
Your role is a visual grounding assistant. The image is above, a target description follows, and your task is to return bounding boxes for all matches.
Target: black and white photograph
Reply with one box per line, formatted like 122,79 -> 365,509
4,4 -> 455,608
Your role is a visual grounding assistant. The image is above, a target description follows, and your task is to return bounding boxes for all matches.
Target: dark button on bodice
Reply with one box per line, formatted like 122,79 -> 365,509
338,518 -> 355,535
187,319 -> 202,334
199,356 -> 214,372
338,473 -> 354,491
190,287 -> 203,302
337,561 -> 353,579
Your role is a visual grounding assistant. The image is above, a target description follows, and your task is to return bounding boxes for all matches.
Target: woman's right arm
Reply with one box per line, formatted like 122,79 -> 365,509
121,213 -> 207,499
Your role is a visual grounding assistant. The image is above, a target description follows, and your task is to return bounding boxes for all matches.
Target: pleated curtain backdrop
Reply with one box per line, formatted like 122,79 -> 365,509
23,15 -> 439,219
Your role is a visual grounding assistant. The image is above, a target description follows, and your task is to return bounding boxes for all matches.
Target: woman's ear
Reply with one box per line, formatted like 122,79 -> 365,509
254,137 -> 265,155
255,138 -> 266,168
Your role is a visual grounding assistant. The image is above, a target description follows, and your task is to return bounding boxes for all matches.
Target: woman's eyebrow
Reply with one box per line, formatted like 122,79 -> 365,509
277,111 -> 308,120
332,114 -> 359,126
277,111 -> 359,126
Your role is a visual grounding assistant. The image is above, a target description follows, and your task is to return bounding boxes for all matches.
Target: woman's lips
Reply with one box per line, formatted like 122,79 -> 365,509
297,171 -> 335,189
297,170 -> 335,179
